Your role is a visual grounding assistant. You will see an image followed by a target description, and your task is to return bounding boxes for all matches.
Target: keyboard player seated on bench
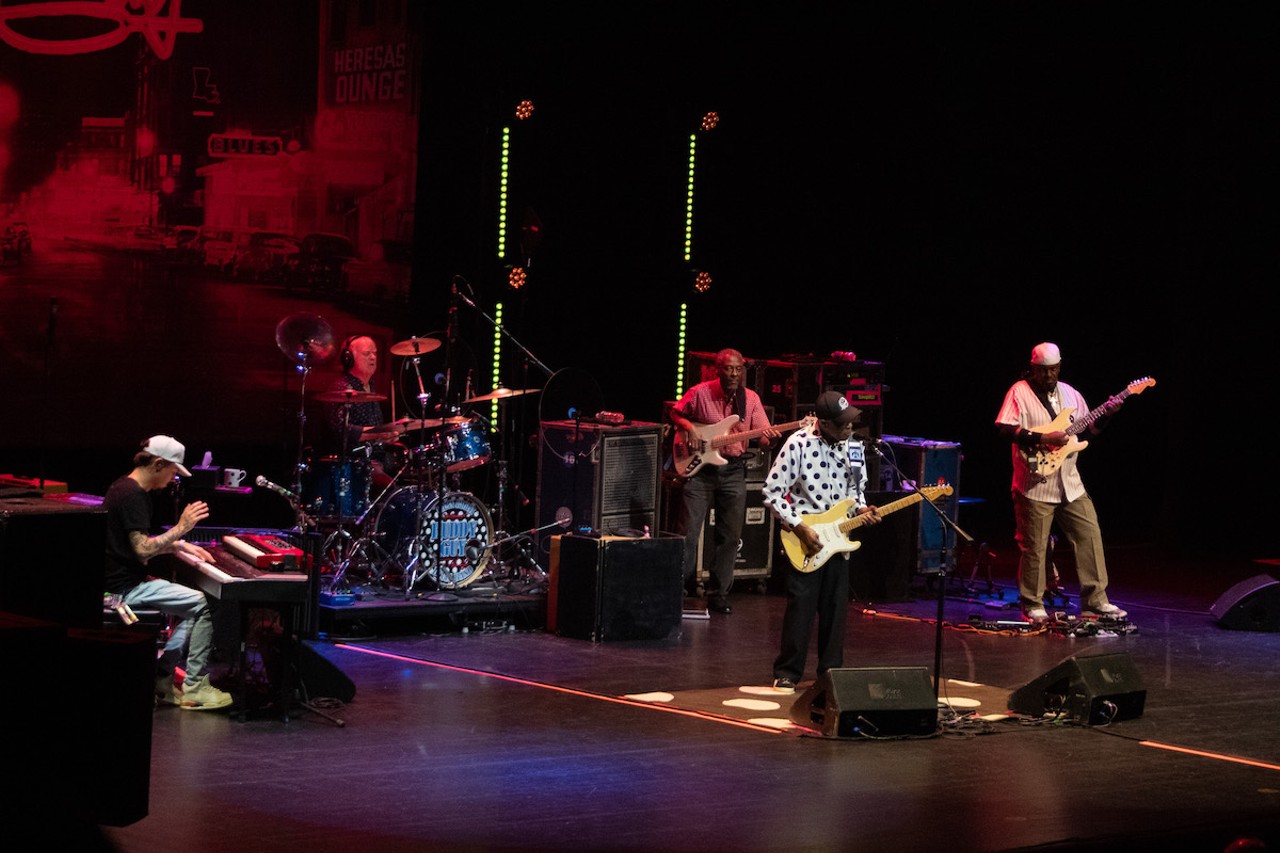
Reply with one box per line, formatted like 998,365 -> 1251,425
103,435 -> 233,711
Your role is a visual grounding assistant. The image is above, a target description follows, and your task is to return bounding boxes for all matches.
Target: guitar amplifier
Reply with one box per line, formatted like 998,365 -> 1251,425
878,436 -> 961,573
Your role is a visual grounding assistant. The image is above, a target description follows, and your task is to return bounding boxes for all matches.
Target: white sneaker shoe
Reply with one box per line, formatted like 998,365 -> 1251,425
1084,602 -> 1128,619
1022,606 -> 1049,623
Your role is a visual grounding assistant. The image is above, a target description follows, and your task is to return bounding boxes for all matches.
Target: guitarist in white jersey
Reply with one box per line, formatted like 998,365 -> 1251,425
671,348 -> 780,613
995,342 -> 1128,624
761,391 -> 882,693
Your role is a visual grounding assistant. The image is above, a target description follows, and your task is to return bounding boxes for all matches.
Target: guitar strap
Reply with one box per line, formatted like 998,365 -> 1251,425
1033,387 -> 1057,419
732,387 -> 746,420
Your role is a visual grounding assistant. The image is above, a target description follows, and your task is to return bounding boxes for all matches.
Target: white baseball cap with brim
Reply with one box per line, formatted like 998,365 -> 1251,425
143,435 -> 192,477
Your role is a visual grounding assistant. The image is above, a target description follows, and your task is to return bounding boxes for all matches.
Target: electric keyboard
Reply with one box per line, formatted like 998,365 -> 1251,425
222,533 -> 305,570
174,545 -> 309,604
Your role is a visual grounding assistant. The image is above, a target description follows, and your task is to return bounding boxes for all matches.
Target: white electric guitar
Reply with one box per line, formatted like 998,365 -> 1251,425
1024,377 -> 1155,478
673,415 -> 814,479
780,485 -> 954,572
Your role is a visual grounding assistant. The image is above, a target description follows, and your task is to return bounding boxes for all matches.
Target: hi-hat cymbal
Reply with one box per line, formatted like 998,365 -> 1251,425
275,313 -> 335,364
314,389 -> 387,404
390,336 -> 442,357
464,386 -> 541,403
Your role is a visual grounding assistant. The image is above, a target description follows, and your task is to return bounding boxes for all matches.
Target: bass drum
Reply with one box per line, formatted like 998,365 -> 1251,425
374,487 -> 493,589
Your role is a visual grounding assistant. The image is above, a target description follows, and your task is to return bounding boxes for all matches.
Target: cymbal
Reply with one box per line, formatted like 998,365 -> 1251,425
383,418 -> 444,431
314,389 -> 387,404
389,336 -> 442,357
464,387 -> 541,403
275,313 -> 335,364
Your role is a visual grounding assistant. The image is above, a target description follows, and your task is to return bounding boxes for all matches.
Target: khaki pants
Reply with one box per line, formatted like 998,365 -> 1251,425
1012,490 -> 1111,610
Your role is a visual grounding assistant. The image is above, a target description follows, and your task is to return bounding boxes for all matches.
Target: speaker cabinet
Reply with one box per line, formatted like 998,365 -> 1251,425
552,534 -> 683,642
67,627 -> 156,825
1007,652 -> 1146,725
877,436 -> 961,573
789,667 -> 937,738
0,497 -> 107,628
1210,574 -> 1280,631
536,421 -> 664,550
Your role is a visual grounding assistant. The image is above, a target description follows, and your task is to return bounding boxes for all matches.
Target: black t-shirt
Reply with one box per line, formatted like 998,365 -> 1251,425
103,476 -> 154,594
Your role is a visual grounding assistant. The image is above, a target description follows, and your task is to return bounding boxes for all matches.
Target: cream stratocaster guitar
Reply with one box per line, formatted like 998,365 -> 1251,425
1024,376 -> 1155,478
780,485 -> 953,572
673,415 -> 815,479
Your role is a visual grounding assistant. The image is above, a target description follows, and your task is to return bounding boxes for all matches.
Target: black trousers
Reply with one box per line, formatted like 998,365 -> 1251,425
773,553 -> 850,682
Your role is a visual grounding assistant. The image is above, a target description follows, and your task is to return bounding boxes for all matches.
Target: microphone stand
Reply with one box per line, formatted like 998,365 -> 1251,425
871,441 -> 974,705
450,275 -> 556,571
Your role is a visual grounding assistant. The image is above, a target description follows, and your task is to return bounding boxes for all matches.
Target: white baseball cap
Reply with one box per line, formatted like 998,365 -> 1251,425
142,435 -> 192,477
1030,342 -> 1062,366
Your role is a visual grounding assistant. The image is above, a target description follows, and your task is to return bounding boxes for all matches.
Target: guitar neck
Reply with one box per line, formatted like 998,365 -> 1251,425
838,492 -> 923,534
709,418 -> 807,449
1065,389 -> 1132,437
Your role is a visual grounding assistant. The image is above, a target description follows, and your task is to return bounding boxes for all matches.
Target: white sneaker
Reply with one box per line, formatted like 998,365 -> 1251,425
1022,606 -> 1049,623
1085,602 -> 1128,619
179,675 -> 233,711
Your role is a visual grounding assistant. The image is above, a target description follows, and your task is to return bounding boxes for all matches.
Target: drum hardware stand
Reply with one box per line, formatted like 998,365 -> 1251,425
321,458 -> 409,593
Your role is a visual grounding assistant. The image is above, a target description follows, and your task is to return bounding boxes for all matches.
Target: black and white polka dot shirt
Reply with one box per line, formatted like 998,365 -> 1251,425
762,425 -> 868,529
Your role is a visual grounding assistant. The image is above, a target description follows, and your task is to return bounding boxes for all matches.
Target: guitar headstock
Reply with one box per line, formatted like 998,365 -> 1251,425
800,415 -> 817,430
921,483 -> 954,499
1128,377 -> 1156,395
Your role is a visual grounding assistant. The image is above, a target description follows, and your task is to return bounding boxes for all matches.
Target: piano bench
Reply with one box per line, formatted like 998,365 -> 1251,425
102,603 -> 172,640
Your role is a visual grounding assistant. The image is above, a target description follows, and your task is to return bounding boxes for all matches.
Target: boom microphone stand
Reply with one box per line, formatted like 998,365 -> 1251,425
870,440 -> 974,705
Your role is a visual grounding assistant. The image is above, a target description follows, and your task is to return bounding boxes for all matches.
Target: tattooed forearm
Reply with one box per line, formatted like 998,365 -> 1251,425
129,527 -> 187,562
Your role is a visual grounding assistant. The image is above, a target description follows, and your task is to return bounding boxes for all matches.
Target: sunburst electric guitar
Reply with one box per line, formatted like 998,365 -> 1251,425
1024,377 -> 1156,478
673,415 -> 815,479
780,485 -> 954,572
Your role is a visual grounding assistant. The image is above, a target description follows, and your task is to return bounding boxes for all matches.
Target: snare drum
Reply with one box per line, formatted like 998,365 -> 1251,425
433,418 -> 491,472
375,487 -> 493,589
301,456 -> 371,521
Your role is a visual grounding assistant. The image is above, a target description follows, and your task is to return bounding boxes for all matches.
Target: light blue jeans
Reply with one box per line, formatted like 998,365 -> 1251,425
123,578 -> 215,688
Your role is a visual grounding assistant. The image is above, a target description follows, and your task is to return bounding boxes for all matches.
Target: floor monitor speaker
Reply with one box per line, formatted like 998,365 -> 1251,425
789,666 -> 937,738
297,640 -> 356,703
1007,651 -> 1146,725
1209,574 -> 1280,631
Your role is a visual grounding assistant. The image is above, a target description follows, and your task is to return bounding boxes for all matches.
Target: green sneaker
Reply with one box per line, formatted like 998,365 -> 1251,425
156,674 -> 183,706
179,676 -> 233,711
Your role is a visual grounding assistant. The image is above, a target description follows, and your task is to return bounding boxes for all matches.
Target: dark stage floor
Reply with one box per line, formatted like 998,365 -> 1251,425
74,541 -> 1280,853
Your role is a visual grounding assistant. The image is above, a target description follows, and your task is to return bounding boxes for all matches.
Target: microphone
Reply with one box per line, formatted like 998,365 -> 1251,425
255,475 -> 298,501
464,539 -> 486,562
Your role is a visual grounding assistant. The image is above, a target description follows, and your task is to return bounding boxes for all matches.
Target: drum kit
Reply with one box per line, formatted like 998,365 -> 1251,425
274,311 -> 550,600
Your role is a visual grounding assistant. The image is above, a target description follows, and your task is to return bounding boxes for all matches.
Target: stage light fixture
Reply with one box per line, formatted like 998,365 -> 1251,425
508,267 -> 527,290
694,271 -> 712,293
515,100 -> 535,120
701,111 -> 719,131
491,303 -> 504,422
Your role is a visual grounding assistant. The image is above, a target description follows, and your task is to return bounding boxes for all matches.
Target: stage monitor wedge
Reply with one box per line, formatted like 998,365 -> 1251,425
1209,574 -> 1280,631
1007,651 -> 1145,725
789,666 -> 938,739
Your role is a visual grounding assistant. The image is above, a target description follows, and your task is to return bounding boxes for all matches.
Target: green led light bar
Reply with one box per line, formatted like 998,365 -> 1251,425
498,127 -> 511,259
684,134 -> 696,263
675,303 -> 688,398
491,302 -> 504,422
